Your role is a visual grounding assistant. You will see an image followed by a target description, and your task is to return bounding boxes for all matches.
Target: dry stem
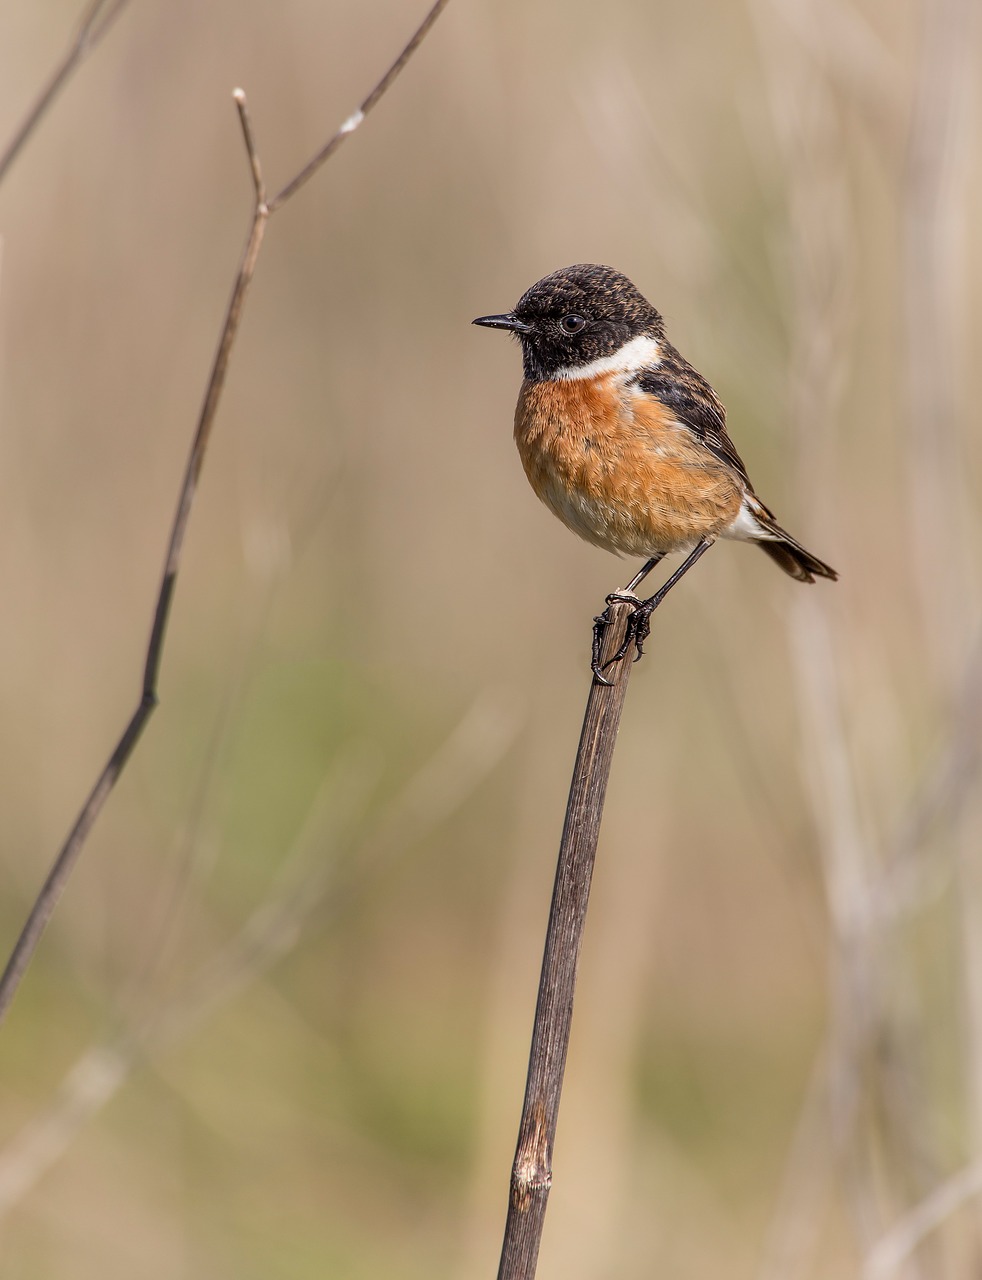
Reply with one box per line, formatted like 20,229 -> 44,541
496,601 -> 637,1280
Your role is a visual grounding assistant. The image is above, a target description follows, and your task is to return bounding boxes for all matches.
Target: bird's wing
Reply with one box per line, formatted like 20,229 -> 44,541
633,345 -> 754,491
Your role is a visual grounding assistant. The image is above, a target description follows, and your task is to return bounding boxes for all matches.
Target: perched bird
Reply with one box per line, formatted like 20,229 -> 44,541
473,263 -> 837,682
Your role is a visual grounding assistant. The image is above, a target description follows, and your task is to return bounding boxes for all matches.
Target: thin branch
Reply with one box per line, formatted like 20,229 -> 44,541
496,602 -> 637,1280
0,0 -> 133,188
233,88 -> 266,207
269,0 -> 450,211
0,151 -> 268,1029
0,0 -> 451,1027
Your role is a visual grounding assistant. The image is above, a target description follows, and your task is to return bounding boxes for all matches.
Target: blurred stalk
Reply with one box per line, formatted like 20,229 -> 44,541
753,2 -> 945,1274
903,0 -> 982,1229
0,0 -> 132,188
902,0 -> 978,671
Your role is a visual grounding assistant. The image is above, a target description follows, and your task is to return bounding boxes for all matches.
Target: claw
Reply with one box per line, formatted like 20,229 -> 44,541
591,610 -> 618,685
591,594 -> 643,684
631,602 -> 655,659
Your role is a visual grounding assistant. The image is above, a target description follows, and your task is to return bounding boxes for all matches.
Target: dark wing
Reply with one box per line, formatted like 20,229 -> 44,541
634,343 -> 754,491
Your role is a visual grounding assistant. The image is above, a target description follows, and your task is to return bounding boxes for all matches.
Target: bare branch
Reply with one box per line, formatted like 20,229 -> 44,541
233,87 -> 266,207
269,0 -> 450,211
0,0 -> 133,188
0,0 -> 452,1026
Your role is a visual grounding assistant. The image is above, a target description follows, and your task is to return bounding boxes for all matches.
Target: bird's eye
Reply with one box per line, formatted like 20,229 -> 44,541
560,314 -> 587,334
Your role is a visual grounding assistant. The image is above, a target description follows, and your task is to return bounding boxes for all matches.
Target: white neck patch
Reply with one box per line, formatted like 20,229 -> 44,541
551,333 -> 662,381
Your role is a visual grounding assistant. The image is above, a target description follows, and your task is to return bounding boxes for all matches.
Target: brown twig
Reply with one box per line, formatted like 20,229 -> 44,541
0,0 -> 451,1027
270,0 -> 449,211
0,0 -> 133,188
496,602 -> 637,1280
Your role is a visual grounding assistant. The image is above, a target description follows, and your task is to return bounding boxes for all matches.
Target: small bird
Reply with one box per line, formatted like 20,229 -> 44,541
473,263 -> 837,682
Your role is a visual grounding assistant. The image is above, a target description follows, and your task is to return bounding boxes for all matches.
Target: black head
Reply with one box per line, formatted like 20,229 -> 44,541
472,264 -> 664,382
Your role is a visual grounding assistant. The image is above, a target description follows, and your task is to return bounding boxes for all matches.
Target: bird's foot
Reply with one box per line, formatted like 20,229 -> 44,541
591,591 -> 655,685
590,540 -> 714,683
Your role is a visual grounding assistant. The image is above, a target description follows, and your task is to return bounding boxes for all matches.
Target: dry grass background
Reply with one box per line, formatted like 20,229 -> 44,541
0,0 -> 980,1276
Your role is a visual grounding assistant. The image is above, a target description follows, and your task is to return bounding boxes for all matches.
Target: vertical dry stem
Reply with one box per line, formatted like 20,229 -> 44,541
496,601 -> 636,1280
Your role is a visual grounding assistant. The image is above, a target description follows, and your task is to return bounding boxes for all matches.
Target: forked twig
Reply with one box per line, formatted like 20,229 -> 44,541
0,0 -> 133,188
496,601 -> 638,1280
0,0 -> 451,1026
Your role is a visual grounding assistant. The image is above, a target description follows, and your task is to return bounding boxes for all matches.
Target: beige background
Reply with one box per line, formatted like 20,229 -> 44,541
0,1 -> 980,1276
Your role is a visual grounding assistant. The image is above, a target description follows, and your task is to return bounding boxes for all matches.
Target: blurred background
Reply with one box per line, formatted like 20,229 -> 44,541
0,0 -> 980,1276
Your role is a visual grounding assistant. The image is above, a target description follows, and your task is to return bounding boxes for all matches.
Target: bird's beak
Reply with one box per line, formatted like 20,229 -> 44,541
472,312 -> 531,334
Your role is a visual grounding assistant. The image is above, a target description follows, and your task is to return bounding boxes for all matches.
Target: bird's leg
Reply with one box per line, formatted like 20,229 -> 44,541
626,539 -> 713,657
591,541 -> 714,683
623,555 -> 666,596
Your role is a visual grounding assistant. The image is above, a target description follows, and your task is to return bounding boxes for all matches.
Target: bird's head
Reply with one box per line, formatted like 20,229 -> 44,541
473,263 -> 664,382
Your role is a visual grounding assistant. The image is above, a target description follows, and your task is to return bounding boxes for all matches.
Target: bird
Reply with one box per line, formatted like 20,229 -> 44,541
472,263 -> 837,683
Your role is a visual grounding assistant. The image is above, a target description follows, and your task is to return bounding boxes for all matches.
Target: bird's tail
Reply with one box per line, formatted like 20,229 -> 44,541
750,503 -> 838,584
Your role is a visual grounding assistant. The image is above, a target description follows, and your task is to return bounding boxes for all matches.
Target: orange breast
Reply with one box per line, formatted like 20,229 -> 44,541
514,377 -> 743,556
